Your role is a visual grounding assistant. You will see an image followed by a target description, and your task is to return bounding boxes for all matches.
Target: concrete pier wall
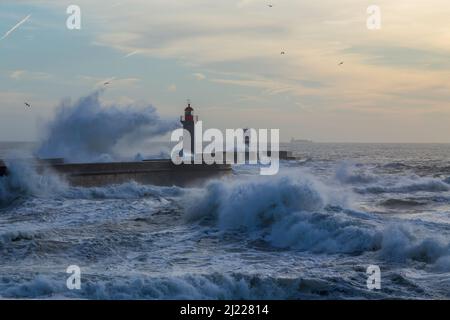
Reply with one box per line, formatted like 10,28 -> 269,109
0,150 -> 296,187
0,159 -> 231,187
55,160 -> 231,187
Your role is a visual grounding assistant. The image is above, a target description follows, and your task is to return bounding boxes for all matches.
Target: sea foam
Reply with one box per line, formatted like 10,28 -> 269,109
185,171 -> 450,266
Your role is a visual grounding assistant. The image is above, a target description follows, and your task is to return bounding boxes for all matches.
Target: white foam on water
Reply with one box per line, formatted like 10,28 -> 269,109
185,169 -> 450,269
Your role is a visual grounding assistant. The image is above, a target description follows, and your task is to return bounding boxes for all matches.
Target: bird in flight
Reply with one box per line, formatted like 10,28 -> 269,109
281,51 -> 286,55
24,102 -> 31,108
104,81 -> 111,86
338,61 -> 344,66
268,4 -> 273,7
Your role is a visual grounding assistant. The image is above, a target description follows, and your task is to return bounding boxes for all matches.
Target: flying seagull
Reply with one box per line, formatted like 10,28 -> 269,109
24,102 -> 31,108
98,77 -> 115,88
0,14 -> 31,41
338,61 -> 344,66
268,4 -> 273,7
281,51 -> 286,55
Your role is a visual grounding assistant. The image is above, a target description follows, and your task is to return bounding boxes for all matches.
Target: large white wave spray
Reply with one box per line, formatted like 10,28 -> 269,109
0,272 -> 366,299
0,159 -> 183,208
37,90 -> 179,162
185,170 -> 450,267
185,171 -> 382,254
0,159 -> 69,207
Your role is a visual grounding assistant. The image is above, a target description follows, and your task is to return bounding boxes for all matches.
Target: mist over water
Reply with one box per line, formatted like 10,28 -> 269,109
36,90 -> 179,163
1,142 -> 450,299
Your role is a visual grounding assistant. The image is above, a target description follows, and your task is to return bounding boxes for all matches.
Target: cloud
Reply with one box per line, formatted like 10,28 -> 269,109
0,91 -> 29,106
10,70 -> 52,81
10,70 -> 26,80
212,78 -> 293,94
342,45 -> 450,70
0,14 -> 31,41
7,0 -> 450,142
193,73 -> 206,80
210,71 -> 322,97
77,75 -> 141,88
82,0 -> 450,117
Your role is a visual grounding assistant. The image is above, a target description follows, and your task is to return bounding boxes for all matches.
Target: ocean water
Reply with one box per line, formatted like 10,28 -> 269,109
1,142 -> 450,299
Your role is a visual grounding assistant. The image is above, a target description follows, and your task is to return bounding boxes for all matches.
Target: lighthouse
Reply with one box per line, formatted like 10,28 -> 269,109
180,100 -> 198,157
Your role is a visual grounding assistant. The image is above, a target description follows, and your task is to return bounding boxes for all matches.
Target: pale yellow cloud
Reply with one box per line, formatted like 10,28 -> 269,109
15,0 -> 450,141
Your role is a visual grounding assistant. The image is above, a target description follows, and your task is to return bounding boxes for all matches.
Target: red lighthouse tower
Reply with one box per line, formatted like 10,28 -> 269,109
180,100 -> 198,157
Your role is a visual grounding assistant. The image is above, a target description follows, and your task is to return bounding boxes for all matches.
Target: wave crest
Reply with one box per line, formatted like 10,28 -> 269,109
185,172 -> 450,267
185,174 -> 380,253
0,272 -> 374,300
0,160 -> 68,207
357,176 -> 450,194
0,160 -> 182,208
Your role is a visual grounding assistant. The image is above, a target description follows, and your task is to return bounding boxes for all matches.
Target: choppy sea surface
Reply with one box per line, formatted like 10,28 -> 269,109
1,142 -> 450,299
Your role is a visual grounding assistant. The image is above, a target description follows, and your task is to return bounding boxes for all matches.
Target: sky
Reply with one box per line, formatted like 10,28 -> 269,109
0,0 -> 450,143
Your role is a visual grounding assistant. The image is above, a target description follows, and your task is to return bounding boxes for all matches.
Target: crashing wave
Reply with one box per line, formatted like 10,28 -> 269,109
0,272 -> 380,300
381,225 -> 450,269
0,159 -> 68,207
185,173 -> 450,268
36,90 -> 179,163
185,173 -> 381,254
335,162 -> 377,184
356,176 -> 450,194
0,160 -> 182,208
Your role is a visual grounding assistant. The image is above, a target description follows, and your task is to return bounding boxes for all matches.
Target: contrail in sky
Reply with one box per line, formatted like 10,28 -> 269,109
124,50 -> 140,58
0,14 -> 31,41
